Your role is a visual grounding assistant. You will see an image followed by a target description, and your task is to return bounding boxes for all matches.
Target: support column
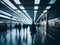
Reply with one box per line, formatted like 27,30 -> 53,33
45,13 -> 48,33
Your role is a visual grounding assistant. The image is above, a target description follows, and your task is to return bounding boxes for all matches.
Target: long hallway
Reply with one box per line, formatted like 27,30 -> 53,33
0,0 -> 60,45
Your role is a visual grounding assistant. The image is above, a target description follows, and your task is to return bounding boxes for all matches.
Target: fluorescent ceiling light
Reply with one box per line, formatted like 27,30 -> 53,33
16,10 -> 21,13
46,6 -> 51,9
14,0 -> 21,4
12,16 -> 17,18
23,10 -> 27,13
49,0 -> 56,4
12,18 -> 16,20
35,0 -> 40,4
0,14 -> 11,19
19,6 -> 25,9
43,10 -> 48,13
0,10 -> 12,16
3,0 -> 17,9
34,6 -> 38,9
34,11 -> 37,22
16,10 -> 25,15
34,11 -> 37,12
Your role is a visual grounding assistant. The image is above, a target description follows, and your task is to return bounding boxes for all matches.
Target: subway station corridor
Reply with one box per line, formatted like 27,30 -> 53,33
0,0 -> 60,45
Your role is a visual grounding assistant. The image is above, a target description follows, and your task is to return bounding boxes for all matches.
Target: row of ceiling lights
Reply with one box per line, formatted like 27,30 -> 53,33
36,0 -> 57,23
0,0 -> 32,24
13,0 -> 32,22
0,0 -> 56,24
13,0 -> 32,24
0,10 -> 17,20
34,0 -> 41,22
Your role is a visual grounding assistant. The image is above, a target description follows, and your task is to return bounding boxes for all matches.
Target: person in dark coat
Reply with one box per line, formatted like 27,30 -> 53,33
23,24 -> 26,29
30,21 -> 37,35
14,24 -> 18,30
18,24 -> 21,32
30,21 -> 37,45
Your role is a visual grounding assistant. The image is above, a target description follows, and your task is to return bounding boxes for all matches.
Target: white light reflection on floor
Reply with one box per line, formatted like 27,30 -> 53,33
0,27 -> 32,45
27,27 -> 32,45
39,27 -> 47,44
20,27 -> 32,45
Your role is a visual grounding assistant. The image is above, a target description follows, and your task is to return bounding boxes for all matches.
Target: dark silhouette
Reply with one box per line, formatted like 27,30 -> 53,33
23,24 -> 26,29
25,24 -> 28,29
14,24 -> 18,30
0,23 -> 7,33
18,24 -> 21,32
30,21 -> 37,45
30,22 -> 37,35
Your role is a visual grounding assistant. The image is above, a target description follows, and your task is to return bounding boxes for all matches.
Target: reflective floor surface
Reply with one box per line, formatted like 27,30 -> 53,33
0,26 -> 60,45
